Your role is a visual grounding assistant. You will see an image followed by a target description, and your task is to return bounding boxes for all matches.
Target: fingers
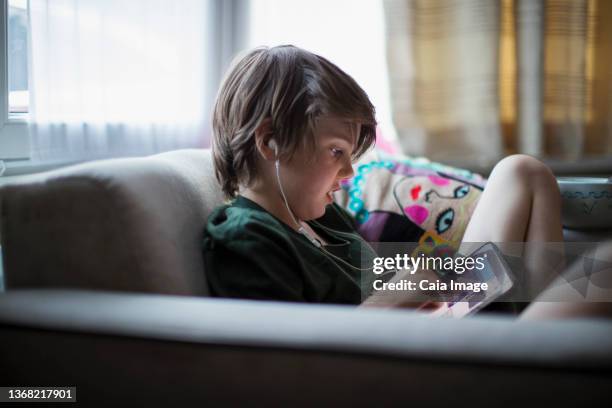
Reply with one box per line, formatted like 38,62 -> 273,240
416,301 -> 444,311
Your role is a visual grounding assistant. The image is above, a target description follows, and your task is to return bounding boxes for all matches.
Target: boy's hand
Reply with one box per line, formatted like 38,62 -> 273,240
359,266 -> 443,311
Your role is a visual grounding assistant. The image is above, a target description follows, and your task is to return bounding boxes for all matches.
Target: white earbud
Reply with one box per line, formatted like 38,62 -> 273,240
268,139 -> 278,156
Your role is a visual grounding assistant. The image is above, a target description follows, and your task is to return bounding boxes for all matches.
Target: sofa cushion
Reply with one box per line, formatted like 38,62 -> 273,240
0,149 -> 223,295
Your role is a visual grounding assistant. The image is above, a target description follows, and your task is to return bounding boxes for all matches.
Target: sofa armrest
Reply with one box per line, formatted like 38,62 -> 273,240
1,289 -> 611,369
1,289 -> 611,405
0,149 -> 224,295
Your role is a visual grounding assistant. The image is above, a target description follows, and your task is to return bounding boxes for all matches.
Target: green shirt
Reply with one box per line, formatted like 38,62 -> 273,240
202,195 -> 378,305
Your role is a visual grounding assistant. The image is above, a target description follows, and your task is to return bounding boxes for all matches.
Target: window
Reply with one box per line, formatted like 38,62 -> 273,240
0,0 -> 245,170
0,0 -> 29,162
8,0 -> 28,115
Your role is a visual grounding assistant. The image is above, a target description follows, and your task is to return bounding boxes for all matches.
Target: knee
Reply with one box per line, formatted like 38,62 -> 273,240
595,240 -> 612,261
491,154 -> 558,192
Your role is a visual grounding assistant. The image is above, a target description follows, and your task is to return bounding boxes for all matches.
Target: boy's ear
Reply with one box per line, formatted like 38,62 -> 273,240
254,118 -> 276,161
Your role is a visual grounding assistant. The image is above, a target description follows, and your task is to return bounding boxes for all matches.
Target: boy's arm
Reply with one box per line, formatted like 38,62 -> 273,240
206,248 -> 305,302
359,267 -> 442,310
203,217 -> 306,303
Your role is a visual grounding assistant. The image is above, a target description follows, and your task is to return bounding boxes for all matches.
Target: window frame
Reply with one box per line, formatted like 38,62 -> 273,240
0,0 -> 29,162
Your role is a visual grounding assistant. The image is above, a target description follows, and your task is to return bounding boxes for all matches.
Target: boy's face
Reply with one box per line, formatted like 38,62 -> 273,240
278,115 -> 358,220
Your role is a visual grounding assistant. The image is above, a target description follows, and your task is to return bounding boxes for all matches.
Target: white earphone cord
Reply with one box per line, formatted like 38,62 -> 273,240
273,156 -> 374,272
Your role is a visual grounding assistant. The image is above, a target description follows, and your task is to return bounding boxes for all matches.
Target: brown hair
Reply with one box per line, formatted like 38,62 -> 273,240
212,45 -> 377,200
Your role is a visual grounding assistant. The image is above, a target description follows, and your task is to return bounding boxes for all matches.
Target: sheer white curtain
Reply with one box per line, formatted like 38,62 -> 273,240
27,0 -> 215,163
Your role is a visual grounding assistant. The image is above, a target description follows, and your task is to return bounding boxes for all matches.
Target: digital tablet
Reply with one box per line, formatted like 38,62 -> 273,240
430,242 -> 515,318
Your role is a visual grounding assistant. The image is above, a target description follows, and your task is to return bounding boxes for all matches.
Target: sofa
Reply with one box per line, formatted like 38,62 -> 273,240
0,149 -> 611,406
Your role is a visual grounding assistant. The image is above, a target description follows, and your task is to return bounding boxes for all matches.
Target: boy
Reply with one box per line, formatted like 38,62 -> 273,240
203,45 -> 383,304
203,45 -> 611,318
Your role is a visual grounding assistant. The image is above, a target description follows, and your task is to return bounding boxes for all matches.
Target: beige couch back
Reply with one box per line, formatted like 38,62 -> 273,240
0,149 -> 224,296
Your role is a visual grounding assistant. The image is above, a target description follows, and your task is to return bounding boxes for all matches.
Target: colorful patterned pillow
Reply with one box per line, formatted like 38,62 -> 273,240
335,149 -> 487,255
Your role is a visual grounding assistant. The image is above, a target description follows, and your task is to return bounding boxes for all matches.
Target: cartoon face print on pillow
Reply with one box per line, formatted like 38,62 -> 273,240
334,151 -> 487,246
395,173 -> 483,243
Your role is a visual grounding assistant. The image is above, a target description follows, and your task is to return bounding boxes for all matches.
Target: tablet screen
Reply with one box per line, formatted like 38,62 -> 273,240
430,242 -> 515,318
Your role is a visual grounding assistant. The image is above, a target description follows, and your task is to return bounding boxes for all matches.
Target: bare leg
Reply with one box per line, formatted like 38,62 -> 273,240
519,241 -> 612,319
460,154 -> 564,299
